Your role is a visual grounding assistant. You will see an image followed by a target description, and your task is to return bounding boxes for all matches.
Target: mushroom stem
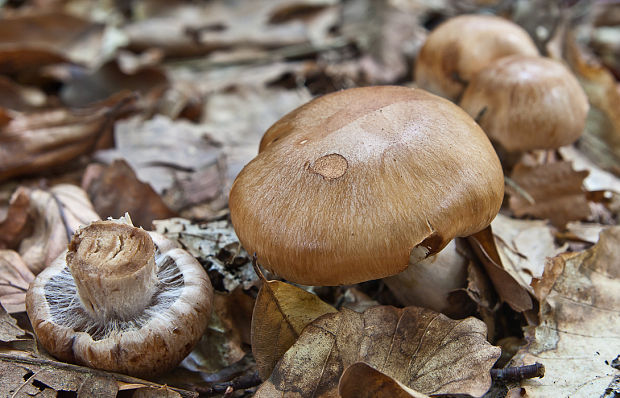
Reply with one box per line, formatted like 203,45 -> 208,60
66,218 -> 158,323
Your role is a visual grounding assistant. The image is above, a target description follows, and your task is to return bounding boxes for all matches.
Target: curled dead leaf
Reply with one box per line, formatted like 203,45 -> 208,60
82,159 -> 176,229
0,186 -> 31,250
19,184 -> 99,274
251,273 -> 337,380
0,97 -> 133,182
1,303 -> 28,343
468,226 -> 534,313
0,250 -> 34,314
508,161 -> 590,228
256,305 -> 500,398
512,226 -> 620,397
339,362 -> 430,398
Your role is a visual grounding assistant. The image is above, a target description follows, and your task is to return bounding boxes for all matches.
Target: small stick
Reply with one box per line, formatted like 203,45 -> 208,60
491,363 -> 545,381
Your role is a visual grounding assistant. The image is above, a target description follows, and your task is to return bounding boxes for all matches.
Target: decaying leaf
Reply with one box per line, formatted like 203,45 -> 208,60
82,159 -> 176,229
0,303 -> 28,343
512,227 -> 620,397
153,218 -> 257,292
0,353 -> 197,397
0,250 -> 34,313
339,362 -> 430,398
252,273 -> 337,380
0,98 -> 132,182
182,293 -> 248,374
256,306 -> 500,397
559,146 -> 620,194
95,115 -> 225,214
0,186 -> 31,250
508,161 -> 591,228
19,184 -> 99,274
492,214 -> 565,294
468,227 -> 534,313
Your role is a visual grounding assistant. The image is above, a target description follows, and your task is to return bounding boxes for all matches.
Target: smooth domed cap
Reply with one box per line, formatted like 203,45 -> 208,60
230,86 -> 504,286
414,14 -> 539,101
459,56 -> 590,152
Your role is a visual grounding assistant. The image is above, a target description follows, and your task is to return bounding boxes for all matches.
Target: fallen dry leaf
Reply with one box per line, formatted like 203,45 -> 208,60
153,218 -> 257,292
339,362 -> 430,398
559,146 -> 620,194
251,272 -> 337,380
0,97 -> 132,182
563,221 -> 606,244
0,250 -> 35,314
256,306 -> 500,397
0,186 -> 31,250
182,293 -> 247,375
82,159 -> 176,229
468,227 -> 534,313
19,184 -> 99,274
0,12 -> 106,68
0,303 -> 28,342
508,161 -> 591,228
60,60 -> 168,107
492,214 -> 565,295
0,353 -> 197,397
512,226 -> 620,397
95,115 -> 225,214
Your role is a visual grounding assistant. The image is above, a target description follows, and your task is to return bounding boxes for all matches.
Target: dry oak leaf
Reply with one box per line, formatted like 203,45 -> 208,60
0,99 -> 129,182
82,159 -> 176,229
512,227 -> 620,397
0,250 -> 34,314
255,306 -> 500,398
339,362 -> 430,398
252,275 -> 337,380
0,353 -> 197,397
508,161 -> 590,228
0,303 -> 28,343
18,184 -> 99,274
492,214 -> 565,296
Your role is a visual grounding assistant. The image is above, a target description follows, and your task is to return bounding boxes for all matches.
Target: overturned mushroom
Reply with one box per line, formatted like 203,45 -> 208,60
415,14 -> 539,101
26,215 -> 213,378
230,86 -> 504,286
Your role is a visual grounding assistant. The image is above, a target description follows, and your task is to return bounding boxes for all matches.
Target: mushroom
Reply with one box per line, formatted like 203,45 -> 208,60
26,214 -> 213,378
229,86 -> 504,286
459,55 -> 590,153
414,14 -> 539,101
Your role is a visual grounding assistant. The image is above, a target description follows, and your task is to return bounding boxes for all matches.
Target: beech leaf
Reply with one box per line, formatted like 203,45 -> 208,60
339,363 -> 430,398
256,306 -> 500,397
0,250 -> 34,313
252,274 -> 337,380
513,227 -> 620,397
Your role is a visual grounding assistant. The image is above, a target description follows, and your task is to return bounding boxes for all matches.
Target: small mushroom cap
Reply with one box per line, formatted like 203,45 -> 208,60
459,56 -> 590,152
414,14 -> 539,101
26,230 -> 213,378
230,86 -> 504,286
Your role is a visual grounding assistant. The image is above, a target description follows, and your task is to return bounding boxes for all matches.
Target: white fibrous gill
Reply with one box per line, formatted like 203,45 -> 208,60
44,254 -> 184,340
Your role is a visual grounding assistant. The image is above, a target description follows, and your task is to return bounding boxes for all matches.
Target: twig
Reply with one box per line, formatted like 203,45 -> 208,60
505,176 -> 536,205
11,369 -> 44,398
491,363 -> 545,381
197,371 -> 262,397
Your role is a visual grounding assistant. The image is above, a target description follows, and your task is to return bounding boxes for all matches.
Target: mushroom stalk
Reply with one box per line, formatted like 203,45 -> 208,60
66,219 -> 158,323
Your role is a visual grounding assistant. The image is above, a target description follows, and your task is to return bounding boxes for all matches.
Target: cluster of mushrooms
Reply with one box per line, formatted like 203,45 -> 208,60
24,14 -> 589,380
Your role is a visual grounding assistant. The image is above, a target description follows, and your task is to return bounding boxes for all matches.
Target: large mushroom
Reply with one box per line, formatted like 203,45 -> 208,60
26,215 -> 213,378
459,55 -> 590,153
414,14 -> 539,101
230,86 -> 504,286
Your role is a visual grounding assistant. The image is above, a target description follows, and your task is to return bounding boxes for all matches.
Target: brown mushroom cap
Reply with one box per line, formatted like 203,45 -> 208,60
26,218 -> 213,378
230,86 -> 504,286
414,14 -> 539,101
459,56 -> 590,152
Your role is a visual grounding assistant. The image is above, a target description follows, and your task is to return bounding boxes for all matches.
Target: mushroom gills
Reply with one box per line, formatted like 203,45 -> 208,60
43,255 -> 184,340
